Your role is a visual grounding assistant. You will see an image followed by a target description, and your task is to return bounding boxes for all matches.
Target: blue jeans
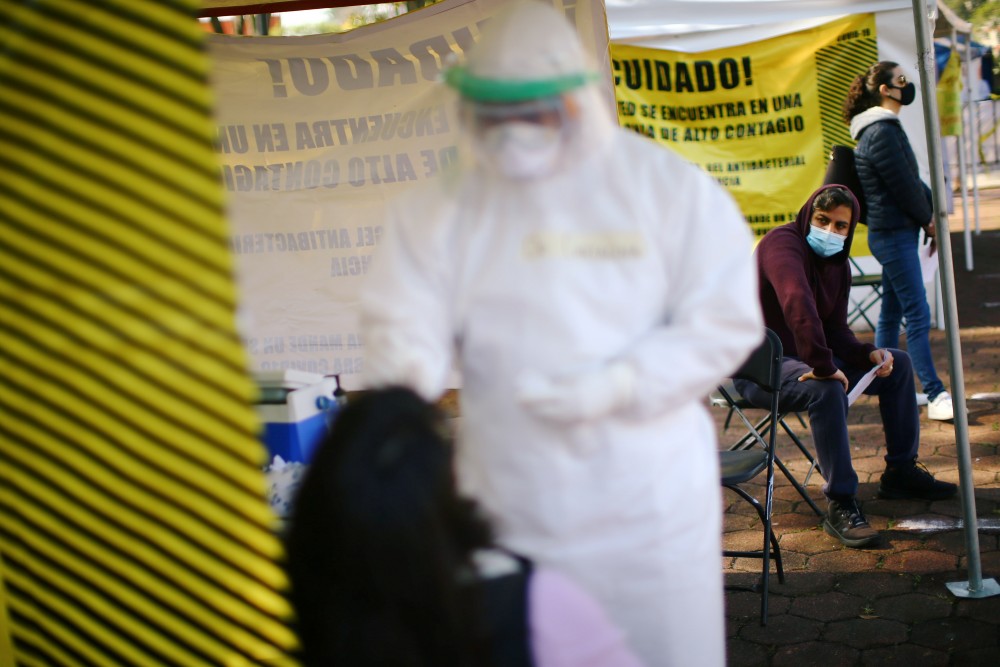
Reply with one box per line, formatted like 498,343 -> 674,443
867,227 -> 946,400
735,350 -> 920,501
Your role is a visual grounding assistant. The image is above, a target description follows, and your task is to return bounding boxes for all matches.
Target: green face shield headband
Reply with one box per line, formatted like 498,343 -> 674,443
444,65 -> 597,103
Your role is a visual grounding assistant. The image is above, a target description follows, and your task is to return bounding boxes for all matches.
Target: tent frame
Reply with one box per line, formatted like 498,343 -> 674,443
934,0 -> 980,271
198,0 -> 999,599
198,1 -> 382,17
912,0 -> 999,599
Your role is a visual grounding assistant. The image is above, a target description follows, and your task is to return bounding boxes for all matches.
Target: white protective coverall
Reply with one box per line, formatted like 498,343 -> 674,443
360,2 -> 763,665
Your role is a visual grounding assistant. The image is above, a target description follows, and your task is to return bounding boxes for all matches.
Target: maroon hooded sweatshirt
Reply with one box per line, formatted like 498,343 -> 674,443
755,184 -> 876,377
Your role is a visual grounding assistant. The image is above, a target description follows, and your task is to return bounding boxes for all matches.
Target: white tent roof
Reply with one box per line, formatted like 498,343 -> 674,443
604,0 -> 960,49
198,1 -> 970,42
606,0 -> 913,37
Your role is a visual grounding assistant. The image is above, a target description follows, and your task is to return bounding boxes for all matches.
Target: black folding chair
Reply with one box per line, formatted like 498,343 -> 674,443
712,382 -> 824,518
717,328 -> 786,624
848,255 -> 883,331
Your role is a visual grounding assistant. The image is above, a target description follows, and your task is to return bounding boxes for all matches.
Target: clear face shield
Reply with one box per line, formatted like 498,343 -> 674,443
445,64 -> 594,181
461,96 -> 575,180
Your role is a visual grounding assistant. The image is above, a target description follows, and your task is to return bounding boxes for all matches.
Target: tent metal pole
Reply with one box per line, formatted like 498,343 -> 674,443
952,28 -> 973,271
911,0 -> 999,599
963,32 -> 982,240
994,100 -> 999,163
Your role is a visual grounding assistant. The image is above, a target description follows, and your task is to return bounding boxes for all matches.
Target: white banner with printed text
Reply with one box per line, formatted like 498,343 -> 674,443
209,0 -> 610,388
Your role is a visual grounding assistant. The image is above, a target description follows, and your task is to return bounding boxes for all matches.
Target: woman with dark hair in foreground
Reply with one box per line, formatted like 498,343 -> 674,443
283,387 -> 643,667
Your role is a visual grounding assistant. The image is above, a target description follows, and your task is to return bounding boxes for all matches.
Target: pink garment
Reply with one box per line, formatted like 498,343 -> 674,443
529,568 -> 646,667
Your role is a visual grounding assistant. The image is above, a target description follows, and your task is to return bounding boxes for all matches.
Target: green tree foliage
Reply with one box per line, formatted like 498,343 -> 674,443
207,3 -> 445,36
942,0 -> 1000,25
942,0 -> 976,21
942,1 -> 1000,41
406,0 -> 444,9
970,1 -> 1000,27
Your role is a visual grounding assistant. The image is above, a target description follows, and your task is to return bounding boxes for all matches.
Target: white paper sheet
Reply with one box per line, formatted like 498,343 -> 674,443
919,230 -> 938,284
847,356 -> 890,406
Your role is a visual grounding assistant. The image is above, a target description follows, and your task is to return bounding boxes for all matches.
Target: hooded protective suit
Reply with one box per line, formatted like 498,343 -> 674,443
359,3 -> 763,664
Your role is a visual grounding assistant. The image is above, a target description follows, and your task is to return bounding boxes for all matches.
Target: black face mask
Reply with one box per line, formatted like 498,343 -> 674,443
888,82 -> 916,106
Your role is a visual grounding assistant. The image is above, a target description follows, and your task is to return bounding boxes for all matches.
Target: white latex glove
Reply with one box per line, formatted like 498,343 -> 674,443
515,361 -> 637,424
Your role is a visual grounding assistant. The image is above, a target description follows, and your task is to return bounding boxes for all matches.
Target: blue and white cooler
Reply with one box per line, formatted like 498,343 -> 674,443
253,369 -> 342,464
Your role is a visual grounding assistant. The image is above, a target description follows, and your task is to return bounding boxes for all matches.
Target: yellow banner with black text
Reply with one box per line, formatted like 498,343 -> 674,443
612,14 -> 879,243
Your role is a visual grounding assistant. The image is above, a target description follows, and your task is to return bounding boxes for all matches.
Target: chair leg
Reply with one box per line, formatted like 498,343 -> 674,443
732,414 -> 824,516
723,406 -> 735,431
848,287 -> 882,331
734,412 -> 815,484
722,485 -> 782,626
760,538 -> 770,622
802,460 -> 819,487
773,454 -> 824,516
778,416 -> 822,479
729,412 -> 775,452
770,526 -> 784,583
760,480 -> 785,624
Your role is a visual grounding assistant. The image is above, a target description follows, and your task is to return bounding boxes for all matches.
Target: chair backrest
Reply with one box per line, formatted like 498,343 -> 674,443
718,327 -> 787,625
731,328 -> 782,395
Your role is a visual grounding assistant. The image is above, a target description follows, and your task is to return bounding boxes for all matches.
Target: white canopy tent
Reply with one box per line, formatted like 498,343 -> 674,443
933,2 -> 981,270
198,0 -> 997,598
607,0 -> 917,40
910,0 -> 998,598
606,0 -> 982,270
607,1 -> 939,178
603,0 -> 996,598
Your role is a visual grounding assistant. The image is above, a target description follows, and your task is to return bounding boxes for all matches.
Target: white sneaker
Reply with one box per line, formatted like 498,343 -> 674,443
928,391 -> 954,421
916,392 -> 929,406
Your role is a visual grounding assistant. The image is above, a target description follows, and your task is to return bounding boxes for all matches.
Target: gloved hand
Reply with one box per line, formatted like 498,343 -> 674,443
515,361 -> 637,424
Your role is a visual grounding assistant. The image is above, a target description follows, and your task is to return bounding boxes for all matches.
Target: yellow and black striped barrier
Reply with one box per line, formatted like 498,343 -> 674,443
0,1 -> 297,664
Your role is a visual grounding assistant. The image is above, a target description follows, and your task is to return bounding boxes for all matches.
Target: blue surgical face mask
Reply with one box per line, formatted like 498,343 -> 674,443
806,225 -> 846,257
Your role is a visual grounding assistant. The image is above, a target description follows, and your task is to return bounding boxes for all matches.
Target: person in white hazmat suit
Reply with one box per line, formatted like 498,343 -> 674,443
359,2 -> 763,664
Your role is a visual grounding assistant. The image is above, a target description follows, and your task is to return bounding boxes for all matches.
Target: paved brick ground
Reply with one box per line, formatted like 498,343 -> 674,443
721,187 -> 1000,665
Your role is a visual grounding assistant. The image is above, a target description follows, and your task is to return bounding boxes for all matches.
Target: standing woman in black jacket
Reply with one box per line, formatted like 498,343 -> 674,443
844,61 -> 954,421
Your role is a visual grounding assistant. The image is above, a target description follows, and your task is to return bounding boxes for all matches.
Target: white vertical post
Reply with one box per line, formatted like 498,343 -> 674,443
953,29 -> 973,270
913,0 -> 999,600
963,36 -> 981,238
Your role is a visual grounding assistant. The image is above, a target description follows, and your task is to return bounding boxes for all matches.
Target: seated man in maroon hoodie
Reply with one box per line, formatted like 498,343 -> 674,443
736,184 -> 956,548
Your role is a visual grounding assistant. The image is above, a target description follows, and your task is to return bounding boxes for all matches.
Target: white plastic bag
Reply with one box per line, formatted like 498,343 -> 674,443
264,455 -> 308,518
919,228 -> 938,285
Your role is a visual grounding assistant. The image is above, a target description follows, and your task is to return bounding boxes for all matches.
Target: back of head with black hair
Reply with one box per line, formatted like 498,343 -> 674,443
283,387 -> 495,667
843,61 -> 899,122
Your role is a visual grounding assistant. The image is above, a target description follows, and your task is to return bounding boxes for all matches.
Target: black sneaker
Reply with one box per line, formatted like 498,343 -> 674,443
878,461 -> 958,501
823,498 -> 879,548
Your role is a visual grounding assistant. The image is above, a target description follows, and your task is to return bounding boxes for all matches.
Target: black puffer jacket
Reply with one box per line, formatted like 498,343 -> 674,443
851,108 -> 932,232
